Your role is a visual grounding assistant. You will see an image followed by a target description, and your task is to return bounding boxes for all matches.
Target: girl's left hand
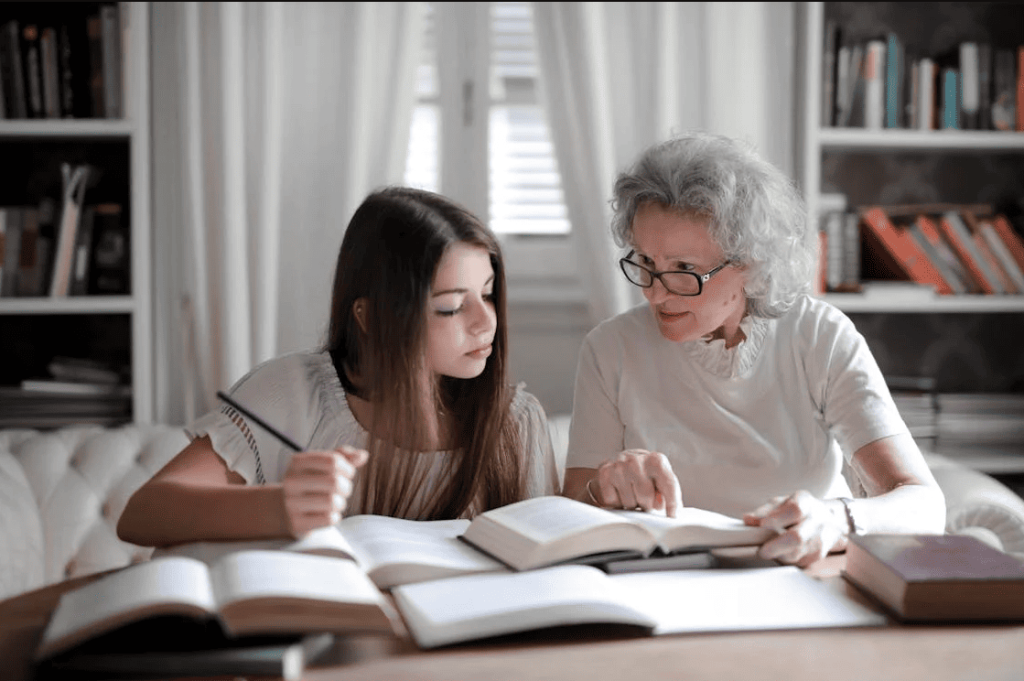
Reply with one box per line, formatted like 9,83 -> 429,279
742,490 -> 848,567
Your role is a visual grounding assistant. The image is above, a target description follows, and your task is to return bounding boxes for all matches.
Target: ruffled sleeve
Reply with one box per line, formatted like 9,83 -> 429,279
511,384 -> 561,496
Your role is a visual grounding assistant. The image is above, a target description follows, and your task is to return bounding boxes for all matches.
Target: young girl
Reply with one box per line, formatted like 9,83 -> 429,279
118,187 -> 560,547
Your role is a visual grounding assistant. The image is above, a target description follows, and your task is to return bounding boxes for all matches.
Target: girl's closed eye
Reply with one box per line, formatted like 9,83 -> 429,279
435,306 -> 462,317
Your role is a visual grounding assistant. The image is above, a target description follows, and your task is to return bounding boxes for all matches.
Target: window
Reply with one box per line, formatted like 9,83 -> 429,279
404,2 -> 581,302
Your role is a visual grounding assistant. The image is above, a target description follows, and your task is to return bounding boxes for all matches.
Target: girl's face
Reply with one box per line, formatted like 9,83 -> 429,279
631,202 -> 748,345
426,243 -> 498,379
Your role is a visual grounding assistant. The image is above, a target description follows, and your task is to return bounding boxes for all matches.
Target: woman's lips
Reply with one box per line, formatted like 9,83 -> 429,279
657,308 -> 689,321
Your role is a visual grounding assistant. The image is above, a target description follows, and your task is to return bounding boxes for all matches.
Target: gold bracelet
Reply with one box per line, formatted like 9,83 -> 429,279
585,478 -> 601,506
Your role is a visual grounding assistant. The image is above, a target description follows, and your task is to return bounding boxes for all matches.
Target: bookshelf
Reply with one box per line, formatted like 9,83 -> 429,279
799,1 -> 1024,314
0,2 -> 151,426
798,2 -> 1024,481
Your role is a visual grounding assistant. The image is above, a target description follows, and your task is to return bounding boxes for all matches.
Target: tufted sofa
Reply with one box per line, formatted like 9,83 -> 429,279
2,419 -> 1024,603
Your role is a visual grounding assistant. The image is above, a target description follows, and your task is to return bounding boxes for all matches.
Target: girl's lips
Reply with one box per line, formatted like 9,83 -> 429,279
467,345 -> 492,359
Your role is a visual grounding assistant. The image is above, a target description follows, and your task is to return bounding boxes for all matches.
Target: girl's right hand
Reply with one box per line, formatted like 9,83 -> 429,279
281,445 -> 368,537
591,449 -> 684,518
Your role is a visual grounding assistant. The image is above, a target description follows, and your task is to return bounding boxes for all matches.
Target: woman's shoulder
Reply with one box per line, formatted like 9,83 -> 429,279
773,294 -> 861,354
584,303 -> 654,349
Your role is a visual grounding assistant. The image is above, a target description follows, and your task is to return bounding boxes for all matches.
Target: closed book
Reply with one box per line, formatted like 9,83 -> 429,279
20,23 -> 44,118
821,20 -> 840,127
914,215 -> 977,293
907,220 -> 965,294
989,215 -> 1024,272
15,208 -> 43,297
87,203 -> 129,294
0,208 -> 22,296
885,33 -> 904,129
860,207 -> 954,295
863,40 -> 886,130
0,19 -> 27,119
70,205 -> 96,295
977,43 -> 992,130
992,49 -> 1015,131
87,14 -> 104,118
100,3 -> 121,118
915,57 -> 935,130
937,211 -> 1001,294
961,210 -> 1018,294
843,533 -> 1024,622
49,164 -> 92,297
40,26 -> 60,118
959,42 -> 979,130
978,221 -> 1024,293
941,67 -> 959,129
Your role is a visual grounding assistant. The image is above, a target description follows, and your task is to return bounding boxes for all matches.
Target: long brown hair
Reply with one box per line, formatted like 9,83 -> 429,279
325,186 -> 526,519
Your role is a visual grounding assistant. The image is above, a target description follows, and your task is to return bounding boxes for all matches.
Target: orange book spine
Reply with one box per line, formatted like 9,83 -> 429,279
990,215 -> 1024,272
861,207 -> 954,294
937,214 -> 997,294
915,215 -> 978,293
972,232 -> 1018,293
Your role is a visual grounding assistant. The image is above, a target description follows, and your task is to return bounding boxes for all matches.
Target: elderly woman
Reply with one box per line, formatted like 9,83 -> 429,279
564,132 -> 945,566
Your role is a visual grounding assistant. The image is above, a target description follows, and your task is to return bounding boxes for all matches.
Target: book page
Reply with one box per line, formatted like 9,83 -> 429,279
38,557 -> 217,659
611,567 -> 885,634
392,565 -> 658,649
338,515 -> 507,589
152,526 -> 360,566
462,496 -> 656,570
613,507 -> 776,553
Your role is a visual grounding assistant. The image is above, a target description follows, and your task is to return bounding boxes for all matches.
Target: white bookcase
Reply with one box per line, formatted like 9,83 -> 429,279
0,2 -> 152,424
798,1 -> 1024,314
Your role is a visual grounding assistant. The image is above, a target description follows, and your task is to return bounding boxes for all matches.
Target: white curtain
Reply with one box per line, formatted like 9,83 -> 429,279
150,2 -> 424,424
532,2 -> 797,325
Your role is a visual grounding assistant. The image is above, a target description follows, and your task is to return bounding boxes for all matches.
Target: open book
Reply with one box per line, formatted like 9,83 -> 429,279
460,496 -> 777,571
157,515 -> 508,589
392,564 -> 886,649
36,550 -> 399,661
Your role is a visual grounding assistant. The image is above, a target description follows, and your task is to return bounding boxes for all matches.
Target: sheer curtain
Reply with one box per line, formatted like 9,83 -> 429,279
533,2 -> 797,325
150,2 -> 424,424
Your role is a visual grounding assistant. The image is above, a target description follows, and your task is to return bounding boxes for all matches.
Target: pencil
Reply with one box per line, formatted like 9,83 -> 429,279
216,391 -> 303,451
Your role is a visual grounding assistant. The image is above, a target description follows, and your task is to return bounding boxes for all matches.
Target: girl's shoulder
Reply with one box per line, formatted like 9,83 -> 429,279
230,350 -> 341,402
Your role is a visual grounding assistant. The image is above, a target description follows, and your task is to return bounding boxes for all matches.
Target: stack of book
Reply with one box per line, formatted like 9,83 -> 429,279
933,393 -> 1024,472
0,356 -> 131,428
887,376 -> 939,453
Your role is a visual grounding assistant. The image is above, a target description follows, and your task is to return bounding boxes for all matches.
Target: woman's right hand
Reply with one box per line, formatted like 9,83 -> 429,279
281,445 -> 368,537
590,450 -> 684,518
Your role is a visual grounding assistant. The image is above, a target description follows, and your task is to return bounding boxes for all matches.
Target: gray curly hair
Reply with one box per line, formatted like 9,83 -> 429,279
611,131 -> 814,319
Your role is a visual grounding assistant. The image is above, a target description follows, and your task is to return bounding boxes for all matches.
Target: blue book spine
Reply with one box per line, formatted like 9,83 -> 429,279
885,33 -> 903,128
942,68 -> 959,129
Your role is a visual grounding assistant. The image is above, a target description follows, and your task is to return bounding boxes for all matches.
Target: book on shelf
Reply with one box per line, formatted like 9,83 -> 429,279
47,355 -> 125,384
458,496 -> 775,572
863,39 -> 886,130
20,378 -> 131,396
961,213 -> 1020,294
843,533 -> 1024,622
69,204 -> 95,296
860,207 -> 955,295
20,21 -> 43,119
35,550 -> 400,662
0,207 -> 21,297
36,632 -> 335,681
912,214 -> 978,294
40,25 -> 59,119
99,3 -> 121,118
940,67 -> 959,130
884,32 -> 904,129
989,215 -> 1024,272
1,19 -> 27,119
906,218 -> 968,295
976,219 -> 1024,293
14,206 -> 42,296
49,163 -> 93,297
937,211 -> 1003,294
158,514 -> 508,591
992,49 -> 1016,132
88,203 -> 129,294
393,563 -> 885,649
821,19 -> 839,127
977,42 -> 993,131
959,42 -> 980,130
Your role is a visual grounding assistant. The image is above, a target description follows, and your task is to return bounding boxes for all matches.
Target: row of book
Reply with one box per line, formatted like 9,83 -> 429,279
818,201 -> 1024,296
0,164 -> 129,298
821,23 -> 1024,131
0,3 -> 123,120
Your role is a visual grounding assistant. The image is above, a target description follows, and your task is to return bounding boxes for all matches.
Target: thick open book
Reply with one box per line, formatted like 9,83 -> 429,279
157,515 -> 509,589
392,564 -> 886,649
36,550 -> 399,661
460,496 -> 777,571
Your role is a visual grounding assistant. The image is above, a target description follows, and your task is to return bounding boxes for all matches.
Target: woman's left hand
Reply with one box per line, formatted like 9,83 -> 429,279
742,490 -> 847,567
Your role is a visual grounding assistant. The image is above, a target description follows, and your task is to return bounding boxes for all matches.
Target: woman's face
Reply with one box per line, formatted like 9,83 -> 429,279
631,202 -> 748,345
426,243 -> 498,379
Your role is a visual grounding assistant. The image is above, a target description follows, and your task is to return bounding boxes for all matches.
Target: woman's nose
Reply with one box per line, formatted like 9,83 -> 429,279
644,276 -> 672,304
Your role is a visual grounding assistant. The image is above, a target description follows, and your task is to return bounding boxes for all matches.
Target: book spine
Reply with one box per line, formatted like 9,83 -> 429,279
87,15 -> 103,118
825,211 -> 843,291
1,20 -> 27,119
1017,46 -> 1024,132
977,43 -> 992,130
864,40 -> 885,130
908,221 -> 965,295
941,68 -> 959,130
959,42 -> 979,130
992,49 -> 1015,131
100,4 -> 121,119
917,58 -> 934,130
69,206 -> 95,296
979,221 -> 1024,293
88,204 -> 129,295
15,208 -> 40,297
1,208 -> 22,297
916,215 -> 978,294
885,33 -> 903,129
990,215 -> 1024,272
21,23 -> 43,119
57,24 -> 74,118
40,27 -> 60,118
821,21 -> 839,127
972,231 -> 1016,294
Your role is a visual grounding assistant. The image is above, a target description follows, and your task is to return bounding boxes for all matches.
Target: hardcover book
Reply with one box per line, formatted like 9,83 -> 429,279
842,533 -> 1024,622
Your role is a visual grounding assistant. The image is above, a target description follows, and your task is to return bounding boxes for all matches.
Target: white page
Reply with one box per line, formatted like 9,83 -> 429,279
392,565 -> 658,649
610,567 -> 885,634
210,550 -> 385,608
338,515 -> 507,588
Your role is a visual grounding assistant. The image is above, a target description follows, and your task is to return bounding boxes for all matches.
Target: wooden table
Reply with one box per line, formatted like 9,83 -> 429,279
4,555 -> 1023,681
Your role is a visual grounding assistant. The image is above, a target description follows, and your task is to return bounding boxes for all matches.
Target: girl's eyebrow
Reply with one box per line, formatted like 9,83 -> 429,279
432,275 -> 495,297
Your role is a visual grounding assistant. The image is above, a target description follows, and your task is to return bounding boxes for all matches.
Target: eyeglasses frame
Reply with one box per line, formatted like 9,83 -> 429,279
619,250 -> 731,297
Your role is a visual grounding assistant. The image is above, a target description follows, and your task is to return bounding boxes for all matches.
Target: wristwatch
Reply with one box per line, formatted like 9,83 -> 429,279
837,497 -> 864,536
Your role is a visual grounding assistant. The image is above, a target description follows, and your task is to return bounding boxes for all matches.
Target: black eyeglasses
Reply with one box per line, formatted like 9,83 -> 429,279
619,250 -> 731,296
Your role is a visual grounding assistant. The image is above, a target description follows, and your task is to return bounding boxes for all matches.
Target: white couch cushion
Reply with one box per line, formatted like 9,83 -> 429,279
0,432 -> 45,601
